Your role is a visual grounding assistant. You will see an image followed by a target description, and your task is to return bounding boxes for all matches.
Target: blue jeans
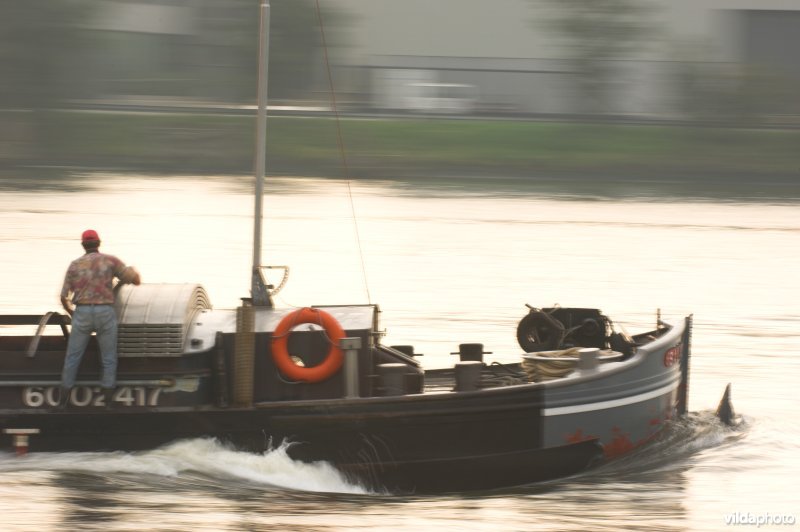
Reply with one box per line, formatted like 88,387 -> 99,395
61,305 -> 118,389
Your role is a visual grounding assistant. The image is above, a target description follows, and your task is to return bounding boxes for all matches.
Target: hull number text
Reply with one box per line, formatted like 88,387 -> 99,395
22,386 -> 163,408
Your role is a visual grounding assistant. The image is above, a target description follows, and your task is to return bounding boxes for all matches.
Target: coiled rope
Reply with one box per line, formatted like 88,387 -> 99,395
521,347 -> 582,382
476,361 -> 529,387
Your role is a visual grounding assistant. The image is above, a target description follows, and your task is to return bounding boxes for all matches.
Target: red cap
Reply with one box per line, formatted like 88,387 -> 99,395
81,229 -> 100,242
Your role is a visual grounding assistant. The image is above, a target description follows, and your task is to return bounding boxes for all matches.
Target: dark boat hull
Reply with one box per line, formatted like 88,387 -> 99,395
0,384 -> 603,493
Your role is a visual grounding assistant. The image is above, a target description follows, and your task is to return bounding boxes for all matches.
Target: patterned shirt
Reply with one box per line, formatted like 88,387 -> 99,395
61,251 -> 128,305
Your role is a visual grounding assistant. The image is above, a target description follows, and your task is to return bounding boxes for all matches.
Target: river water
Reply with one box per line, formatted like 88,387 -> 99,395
0,173 -> 799,531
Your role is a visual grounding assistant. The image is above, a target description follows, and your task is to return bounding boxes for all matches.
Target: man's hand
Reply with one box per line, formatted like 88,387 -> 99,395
120,266 -> 141,286
60,296 -> 74,316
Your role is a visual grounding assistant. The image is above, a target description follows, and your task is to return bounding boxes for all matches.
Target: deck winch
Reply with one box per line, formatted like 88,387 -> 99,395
517,306 -> 635,356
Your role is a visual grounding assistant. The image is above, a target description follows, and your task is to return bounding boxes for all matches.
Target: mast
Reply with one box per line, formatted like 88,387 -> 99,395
251,0 -> 273,307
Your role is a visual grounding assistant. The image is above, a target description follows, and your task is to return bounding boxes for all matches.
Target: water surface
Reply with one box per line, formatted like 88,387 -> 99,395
0,174 -> 798,531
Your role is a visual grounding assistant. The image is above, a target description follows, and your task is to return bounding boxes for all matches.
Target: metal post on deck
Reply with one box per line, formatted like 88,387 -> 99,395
341,337 -> 362,398
251,0 -> 273,308
233,301 -> 256,407
454,361 -> 483,392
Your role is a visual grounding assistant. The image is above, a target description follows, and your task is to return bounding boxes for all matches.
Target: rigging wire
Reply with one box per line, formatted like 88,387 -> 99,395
314,0 -> 372,304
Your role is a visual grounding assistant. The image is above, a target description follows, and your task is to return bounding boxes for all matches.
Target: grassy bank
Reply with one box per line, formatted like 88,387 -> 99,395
5,111 -> 800,182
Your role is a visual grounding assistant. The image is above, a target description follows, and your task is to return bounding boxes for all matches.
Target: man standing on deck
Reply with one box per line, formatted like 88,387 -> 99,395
58,229 -> 141,409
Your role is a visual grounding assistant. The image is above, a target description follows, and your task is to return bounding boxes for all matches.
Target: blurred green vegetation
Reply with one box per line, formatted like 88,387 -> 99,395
3,111 -> 798,183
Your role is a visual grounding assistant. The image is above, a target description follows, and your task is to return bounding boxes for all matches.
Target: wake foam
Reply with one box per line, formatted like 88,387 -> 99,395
0,438 -> 370,495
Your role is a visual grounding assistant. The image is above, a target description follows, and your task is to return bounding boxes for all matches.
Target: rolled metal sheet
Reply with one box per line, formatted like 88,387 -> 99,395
114,283 -> 212,357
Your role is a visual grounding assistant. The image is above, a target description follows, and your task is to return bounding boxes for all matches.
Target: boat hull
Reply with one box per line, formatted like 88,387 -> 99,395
0,305 -> 690,493
0,384 -> 603,493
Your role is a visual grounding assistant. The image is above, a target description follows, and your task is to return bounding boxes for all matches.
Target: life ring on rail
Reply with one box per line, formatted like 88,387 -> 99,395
271,307 -> 345,383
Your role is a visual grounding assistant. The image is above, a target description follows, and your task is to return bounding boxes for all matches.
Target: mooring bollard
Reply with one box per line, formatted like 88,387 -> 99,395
451,343 -> 492,362
3,428 -> 40,456
391,345 -> 421,357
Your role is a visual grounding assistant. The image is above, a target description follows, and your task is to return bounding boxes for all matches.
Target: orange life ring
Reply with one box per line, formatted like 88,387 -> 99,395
271,307 -> 345,383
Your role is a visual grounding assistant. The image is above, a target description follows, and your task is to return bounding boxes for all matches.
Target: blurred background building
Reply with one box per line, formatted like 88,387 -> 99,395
345,0 -> 800,120
2,0 -> 799,118
1,0 -> 798,172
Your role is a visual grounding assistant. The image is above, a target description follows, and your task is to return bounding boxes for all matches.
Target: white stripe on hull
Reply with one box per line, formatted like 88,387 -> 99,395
543,379 -> 679,417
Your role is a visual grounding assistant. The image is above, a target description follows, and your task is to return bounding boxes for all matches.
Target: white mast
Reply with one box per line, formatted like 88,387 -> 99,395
251,0 -> 272,307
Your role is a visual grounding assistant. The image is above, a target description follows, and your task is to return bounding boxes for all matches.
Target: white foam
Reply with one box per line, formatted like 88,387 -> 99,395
0,438 -> 370,495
